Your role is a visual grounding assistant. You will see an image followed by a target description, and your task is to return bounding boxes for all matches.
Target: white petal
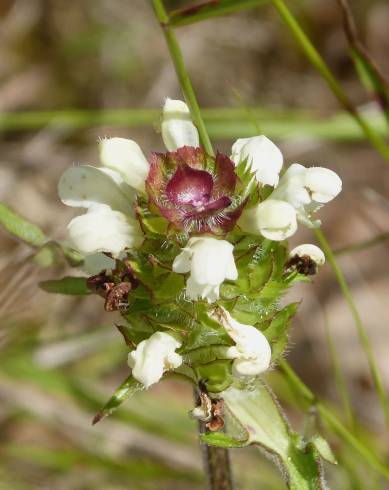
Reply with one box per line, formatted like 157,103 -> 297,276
58,165 -> 133,214
215,307 -> 272,376
190,238 -> 235,286
186,277 -> 219,303
68,204 -> 144,256
99,137 -> 149,192
304,167 -> 342,203
289,244 -> 325,266
128,332 -> 182,388
172,248 -> 192,274
161,98 -> 199,151
231,135 -> 283,187
82,252 -> 116,275
238,199 -> 297,241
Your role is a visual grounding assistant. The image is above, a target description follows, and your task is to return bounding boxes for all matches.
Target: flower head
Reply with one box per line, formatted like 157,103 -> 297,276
128,332 -> 182,388
271,163 -> 342,227
238,199 -> 297,241
173,237 -> 237,303
231,135 -> 283,187
215,307 -> 271,376
146,147 -> 243,233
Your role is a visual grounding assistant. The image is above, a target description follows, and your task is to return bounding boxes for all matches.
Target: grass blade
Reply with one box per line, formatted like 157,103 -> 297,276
0,203 -> 47,247
271,0 -> 389,165
336,0 -> 389,127
168,0 -> 269,27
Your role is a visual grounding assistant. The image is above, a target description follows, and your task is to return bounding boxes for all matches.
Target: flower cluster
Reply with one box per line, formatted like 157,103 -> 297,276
59,98 -> 341,395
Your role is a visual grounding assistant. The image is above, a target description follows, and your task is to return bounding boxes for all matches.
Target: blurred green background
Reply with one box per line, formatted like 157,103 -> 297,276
0,0 -> 389,488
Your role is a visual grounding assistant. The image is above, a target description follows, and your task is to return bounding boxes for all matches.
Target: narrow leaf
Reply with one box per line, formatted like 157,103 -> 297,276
0,203 -> 47,247
39,277 -> 90,295
93,375 -> 143,424
311,436 -> 337,465
169,0 -> 269,27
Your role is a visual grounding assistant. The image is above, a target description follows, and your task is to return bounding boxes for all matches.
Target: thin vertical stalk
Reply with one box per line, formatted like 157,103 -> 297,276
271,0 -> 389,165
315,228 -> 389,431
152,0 -> 214,156
324,313 -> 355,429
199,422 -> 234,490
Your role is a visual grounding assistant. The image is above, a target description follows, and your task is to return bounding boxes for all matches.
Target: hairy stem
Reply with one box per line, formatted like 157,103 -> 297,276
199,422 -> 235,490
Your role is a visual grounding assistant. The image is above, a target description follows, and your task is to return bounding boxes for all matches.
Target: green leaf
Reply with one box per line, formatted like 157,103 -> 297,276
154,272 -> 185,301
195,360 -> 233,393
0,203 -> 47,247
183,345 -> 231,366
311,436 -> 337,465
264,303 -> 298,341
200,432 -> 247,448
93,375 -> 143,424
39,277 -> 90,295
223,382 -> 328,489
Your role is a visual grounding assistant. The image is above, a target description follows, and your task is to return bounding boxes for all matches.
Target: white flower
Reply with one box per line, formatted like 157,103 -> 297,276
238,199 -> 297,241
231,135 -> 283,187
271,163 -> 342,227
67,204 -> 144,256
128,332 -> 182,388
58,166 -> 143,257
289,244 -> 325,266
172,237 -> 238,303
215,307 -> 271,376
161,98 -> 200,151
99,137 -> 150,192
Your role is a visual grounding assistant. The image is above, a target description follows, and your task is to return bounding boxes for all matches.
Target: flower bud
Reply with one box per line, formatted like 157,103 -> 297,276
99,137 -> 149,192
128,332 -> 182,388
161,98 -> 199,151
67,204 -> 144,257
238,199 -> 297,241
215,307 -> 271,376
231,135 -> 283,187
173,237 -> 237,303
289,244 -> 325,266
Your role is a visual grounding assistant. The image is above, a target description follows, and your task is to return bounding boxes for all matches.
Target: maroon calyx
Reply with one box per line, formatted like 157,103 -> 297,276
146,146 -> 244,234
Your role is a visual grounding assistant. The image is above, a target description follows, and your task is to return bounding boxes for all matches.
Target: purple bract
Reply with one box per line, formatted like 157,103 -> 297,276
146,146 -> 243,233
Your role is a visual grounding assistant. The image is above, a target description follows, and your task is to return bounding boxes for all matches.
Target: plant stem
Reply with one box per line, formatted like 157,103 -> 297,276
271,0 -> 389,165
315,228 -> 389,431
152,0 -> 214,156
278,360 -> 389,480
334,231 -> 389,256
199,422 -> 235,490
